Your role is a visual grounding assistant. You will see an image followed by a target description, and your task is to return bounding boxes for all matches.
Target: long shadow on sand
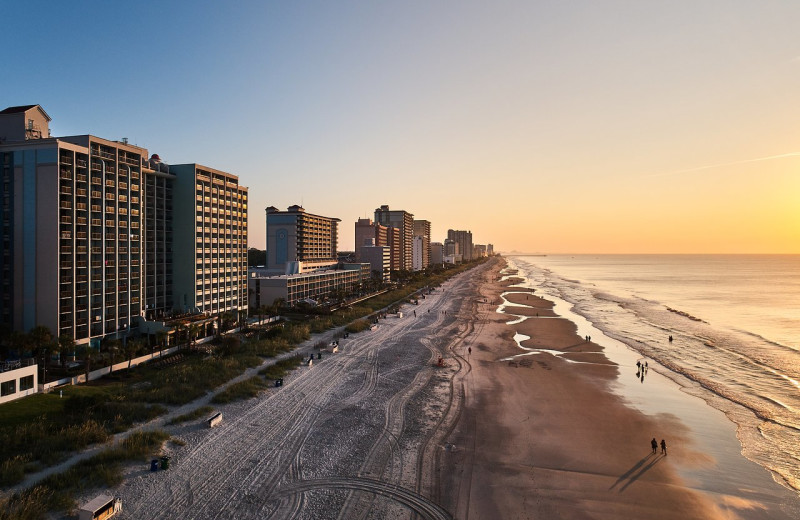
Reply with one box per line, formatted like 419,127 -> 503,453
610,453 -> 663,492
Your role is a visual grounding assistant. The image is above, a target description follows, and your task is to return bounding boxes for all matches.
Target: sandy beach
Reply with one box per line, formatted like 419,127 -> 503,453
434,259 -> 798,519
74,256 -> 798,519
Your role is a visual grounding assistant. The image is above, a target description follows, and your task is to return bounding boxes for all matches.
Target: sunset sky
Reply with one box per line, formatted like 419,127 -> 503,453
3,1 -> 799,253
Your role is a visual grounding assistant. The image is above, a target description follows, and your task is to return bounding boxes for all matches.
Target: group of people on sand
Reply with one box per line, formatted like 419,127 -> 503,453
651,437 -> 667,455
636,359 -> 649,382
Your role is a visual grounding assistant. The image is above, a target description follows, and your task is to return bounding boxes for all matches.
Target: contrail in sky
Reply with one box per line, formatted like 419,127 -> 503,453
648,152 -> 800,178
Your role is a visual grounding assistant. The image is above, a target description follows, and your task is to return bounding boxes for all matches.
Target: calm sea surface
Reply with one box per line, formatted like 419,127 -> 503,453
509,255 -> 800,492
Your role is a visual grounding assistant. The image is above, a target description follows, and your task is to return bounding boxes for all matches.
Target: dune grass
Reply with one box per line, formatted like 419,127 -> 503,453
211,376 -> 271,404
0,430 -> 169,520
166,405 -> 215,426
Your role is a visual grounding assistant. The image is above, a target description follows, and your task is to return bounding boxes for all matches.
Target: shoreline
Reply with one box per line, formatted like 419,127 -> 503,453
507,254 -> 800,497
435,258 -> 798,519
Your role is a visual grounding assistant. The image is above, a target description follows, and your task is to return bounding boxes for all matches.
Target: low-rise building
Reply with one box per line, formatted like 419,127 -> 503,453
0,362 -> 37,404
249,263 -> 371,308
360,239 -> 390,282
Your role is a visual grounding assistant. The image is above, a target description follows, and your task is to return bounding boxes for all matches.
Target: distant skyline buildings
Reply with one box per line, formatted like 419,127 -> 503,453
354,218 -> 388,263
353,212 -> 486,276
447,229 -> 473,262
374,205 -> 414,272
413,219 -> 431,270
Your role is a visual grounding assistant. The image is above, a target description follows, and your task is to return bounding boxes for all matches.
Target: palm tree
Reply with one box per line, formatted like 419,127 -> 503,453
30,326 -> 53,383
0,324 -> 12,360
155,330 -> 168,357
78,343 -> 96,381
270,298 -> 286,316
175,323 -> 187,346
220,311 -> 235,333
57,334 -> 76,369
124,337 -> 142,369
187,323 -> 201,349
102,337 -> 122,373
10,330 -> 30,361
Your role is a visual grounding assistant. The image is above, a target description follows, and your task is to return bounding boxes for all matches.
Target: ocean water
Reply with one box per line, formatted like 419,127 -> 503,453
508,255 -> 800,493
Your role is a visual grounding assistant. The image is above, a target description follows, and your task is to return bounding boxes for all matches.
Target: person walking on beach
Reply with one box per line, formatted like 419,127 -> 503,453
661,439 -> 667,455
651,438 -> 658,454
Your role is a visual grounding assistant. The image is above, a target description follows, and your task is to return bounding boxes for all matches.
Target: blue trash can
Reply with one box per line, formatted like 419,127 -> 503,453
150,459 -> 159,472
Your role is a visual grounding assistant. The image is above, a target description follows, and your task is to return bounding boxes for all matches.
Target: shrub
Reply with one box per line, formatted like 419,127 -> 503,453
259,357 -> 303,380
345,319 -> 371,334
167,406 -> 215,426
211,377 -> 270,404
0,455 -> 28,487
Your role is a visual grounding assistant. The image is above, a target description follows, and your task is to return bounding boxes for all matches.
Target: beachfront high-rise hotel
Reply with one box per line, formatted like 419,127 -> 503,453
0,105 -> 248,345
374,205 -> 413,272
266,205 -> 339,273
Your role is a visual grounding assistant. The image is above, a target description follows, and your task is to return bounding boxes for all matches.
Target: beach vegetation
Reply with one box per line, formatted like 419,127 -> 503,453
0,430 -> 169,520
258,356 -> 303,380
211,376 -> 271,404
345,319 -> 371,333
166,406 -> 214,425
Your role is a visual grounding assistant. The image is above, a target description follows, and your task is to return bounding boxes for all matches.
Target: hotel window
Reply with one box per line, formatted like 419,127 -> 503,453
1,379 -> 15,396
19,375 -> 34,391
